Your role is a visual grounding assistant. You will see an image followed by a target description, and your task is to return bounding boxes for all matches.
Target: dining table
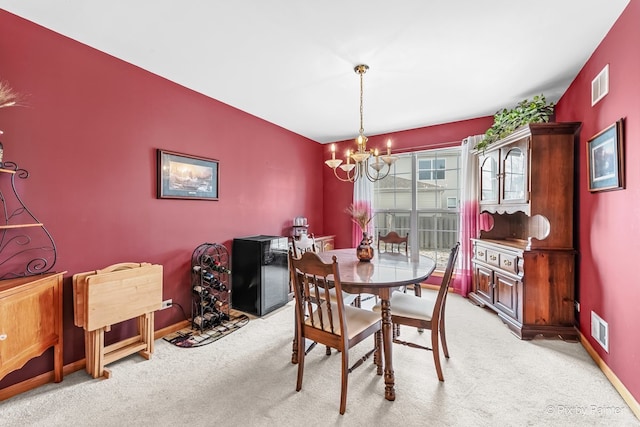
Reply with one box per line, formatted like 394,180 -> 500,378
316,248 -> 436,401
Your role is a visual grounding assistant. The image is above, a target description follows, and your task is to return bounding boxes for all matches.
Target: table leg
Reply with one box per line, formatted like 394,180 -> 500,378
380,296 -> 395,401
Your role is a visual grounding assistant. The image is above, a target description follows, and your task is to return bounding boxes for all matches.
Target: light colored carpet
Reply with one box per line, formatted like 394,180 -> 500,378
1,294 -> 637,426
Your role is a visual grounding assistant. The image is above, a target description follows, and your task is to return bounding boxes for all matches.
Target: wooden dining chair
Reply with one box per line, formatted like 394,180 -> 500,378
288,250 -> 382,415
377,231 -> 408,255
378,230 -> 418,295
378,232 -> 421,298
289,239 -> 361,363
373,242 -> 460,381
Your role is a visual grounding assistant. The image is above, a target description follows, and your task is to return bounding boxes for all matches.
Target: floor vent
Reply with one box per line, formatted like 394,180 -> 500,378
591,310 -> 609,352
591,64 -> 609,106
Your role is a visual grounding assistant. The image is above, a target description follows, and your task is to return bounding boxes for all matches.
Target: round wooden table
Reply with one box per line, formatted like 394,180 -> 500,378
317,248 -> 436,401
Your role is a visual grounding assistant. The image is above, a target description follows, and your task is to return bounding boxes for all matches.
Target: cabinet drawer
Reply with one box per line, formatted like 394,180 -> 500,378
486,249 -> 500,267
474,245 -> 487,262
499,253 -> 519,274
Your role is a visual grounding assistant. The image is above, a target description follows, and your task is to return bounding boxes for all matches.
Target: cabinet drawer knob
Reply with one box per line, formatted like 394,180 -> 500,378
504,260 -> 513,266
0,334 -> 7,341
478,251 -> 485,257
489,255 -> 497,261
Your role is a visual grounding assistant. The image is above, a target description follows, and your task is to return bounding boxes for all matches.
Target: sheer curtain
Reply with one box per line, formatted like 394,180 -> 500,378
352,175 -> 374,246
454,135 -> 483,296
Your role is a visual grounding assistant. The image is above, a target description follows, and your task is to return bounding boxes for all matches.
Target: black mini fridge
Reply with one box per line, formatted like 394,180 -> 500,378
231,235 -> 289,316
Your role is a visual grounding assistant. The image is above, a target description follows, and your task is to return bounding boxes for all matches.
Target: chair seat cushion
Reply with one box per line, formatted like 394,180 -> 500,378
306,303 -> 380,339
372,290 -> 436,322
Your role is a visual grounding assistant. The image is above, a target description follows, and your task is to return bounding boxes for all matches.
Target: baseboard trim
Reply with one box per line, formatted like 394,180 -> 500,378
0,370 -> 55,401
1,319 -> 191,402
579,331 -> 640,420
420,283 -> 455,293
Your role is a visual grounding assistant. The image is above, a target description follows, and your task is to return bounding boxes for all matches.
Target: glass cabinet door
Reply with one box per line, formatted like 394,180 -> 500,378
501,144 -> 527,203
479,153 -> 498,203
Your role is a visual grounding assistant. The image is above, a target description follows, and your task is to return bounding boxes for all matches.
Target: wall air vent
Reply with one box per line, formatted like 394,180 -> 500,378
591,310 -> 609,353
591,64 -> 609,106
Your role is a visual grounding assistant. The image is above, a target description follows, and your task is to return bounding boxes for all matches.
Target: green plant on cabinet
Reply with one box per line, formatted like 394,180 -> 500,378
475,94 -> 555,151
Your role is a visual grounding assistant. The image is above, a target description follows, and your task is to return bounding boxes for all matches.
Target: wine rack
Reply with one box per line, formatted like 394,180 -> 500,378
190,243 -> 231,332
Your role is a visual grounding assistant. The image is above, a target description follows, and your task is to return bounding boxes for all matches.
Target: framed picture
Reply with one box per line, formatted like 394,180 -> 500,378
157,149 -> 219,200
587,118 -> 624,193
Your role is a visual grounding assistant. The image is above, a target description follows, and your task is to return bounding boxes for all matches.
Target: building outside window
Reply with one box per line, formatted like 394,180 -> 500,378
373,147 -> 460,269
418,158 -> 446,180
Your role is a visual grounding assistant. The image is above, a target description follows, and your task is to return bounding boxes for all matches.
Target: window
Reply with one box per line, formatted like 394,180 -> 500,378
373,148 -> 460,269
418,159 -> 446,180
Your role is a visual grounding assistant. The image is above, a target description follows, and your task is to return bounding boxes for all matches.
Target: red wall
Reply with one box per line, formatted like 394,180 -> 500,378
322,117 -> 494,249
555,0 -> 640,403
0,11 -> 324,388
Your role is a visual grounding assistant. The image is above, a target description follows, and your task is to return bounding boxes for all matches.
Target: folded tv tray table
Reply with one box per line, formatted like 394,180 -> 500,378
73,262 -> 163,379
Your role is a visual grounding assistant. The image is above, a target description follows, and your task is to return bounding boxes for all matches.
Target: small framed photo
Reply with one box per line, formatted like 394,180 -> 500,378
157,149 -> 219,200
587,119 -> 624,193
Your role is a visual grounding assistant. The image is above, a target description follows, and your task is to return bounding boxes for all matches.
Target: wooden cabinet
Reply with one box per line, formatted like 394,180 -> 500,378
494,271 -> 520,320
472,263 -> 493,305
472,240 -> 523,324
469,122 -> 580,340
479,137 -> 529,210
315,235 -> 335,252
0,272 -> 66,382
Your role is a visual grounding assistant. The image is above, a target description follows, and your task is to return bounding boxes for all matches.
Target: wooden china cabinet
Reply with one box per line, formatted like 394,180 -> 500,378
468,122 -> 581,340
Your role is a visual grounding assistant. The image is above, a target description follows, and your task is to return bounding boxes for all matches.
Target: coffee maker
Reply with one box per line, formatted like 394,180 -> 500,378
292,216 -> 308,238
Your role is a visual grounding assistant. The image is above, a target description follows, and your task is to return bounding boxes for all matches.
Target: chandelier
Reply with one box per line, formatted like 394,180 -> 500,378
325,64 -> 397,182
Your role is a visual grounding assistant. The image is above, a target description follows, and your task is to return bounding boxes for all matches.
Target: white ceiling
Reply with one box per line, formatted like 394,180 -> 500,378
0,1 -> 630,144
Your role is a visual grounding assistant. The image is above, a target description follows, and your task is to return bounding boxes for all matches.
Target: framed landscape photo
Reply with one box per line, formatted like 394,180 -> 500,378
157,149 -> 219,200
587,118 -> 624,193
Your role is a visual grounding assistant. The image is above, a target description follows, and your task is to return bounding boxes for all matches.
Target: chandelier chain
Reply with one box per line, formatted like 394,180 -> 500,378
359,69 -> 364,136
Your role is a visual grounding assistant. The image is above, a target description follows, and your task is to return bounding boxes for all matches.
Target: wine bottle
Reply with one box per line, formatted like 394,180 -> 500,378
200,294 -> 218,307
212,280 -> 227,291
203,310 -> 220,326
202,271 -> 215,283
193,285 -> 211,297
211,262 -> 231,274
193,315 -> 205,328
218,310 -> 230,322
